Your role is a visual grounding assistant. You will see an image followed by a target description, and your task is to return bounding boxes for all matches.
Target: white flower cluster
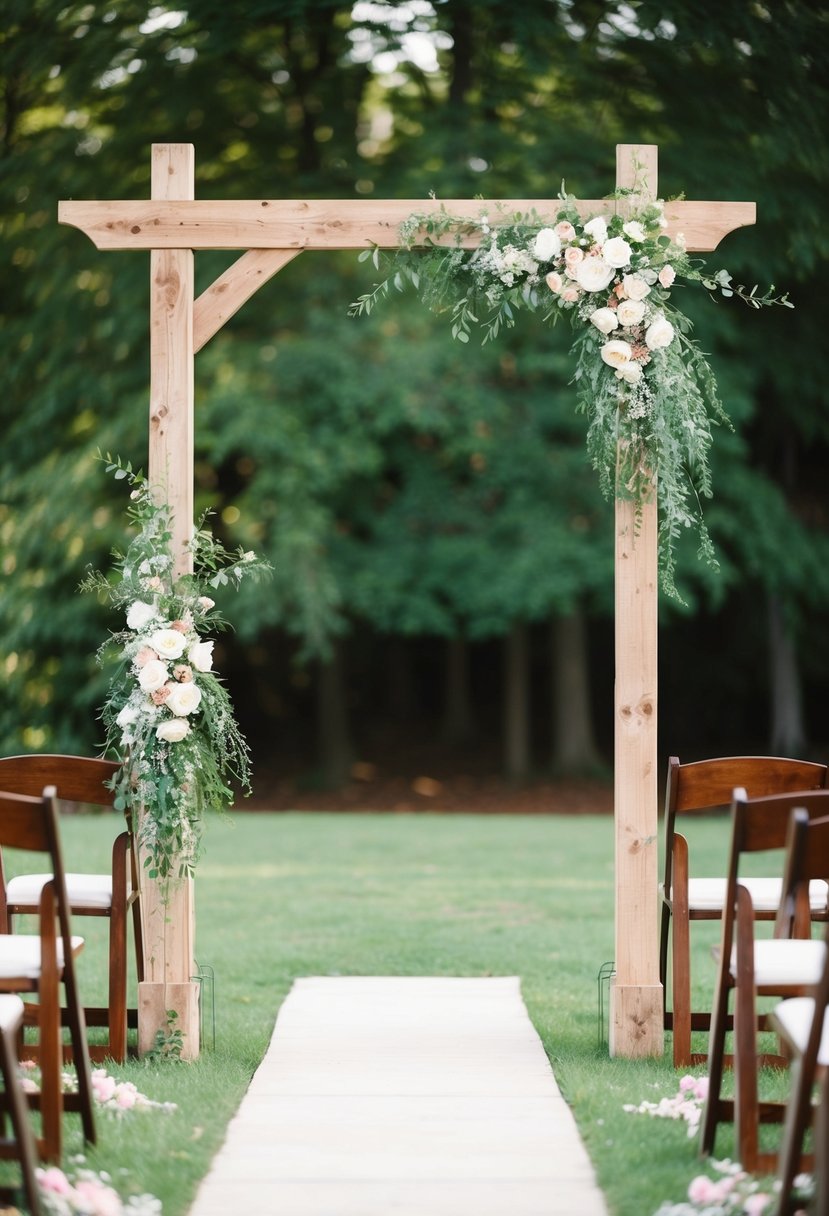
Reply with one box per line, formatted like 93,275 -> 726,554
117,597 -> 216,749
623,1073 -> 708,1139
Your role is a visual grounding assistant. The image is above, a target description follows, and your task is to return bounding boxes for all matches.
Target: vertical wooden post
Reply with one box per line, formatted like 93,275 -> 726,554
609,144 -> 663,1057
140,143 -> 201,1059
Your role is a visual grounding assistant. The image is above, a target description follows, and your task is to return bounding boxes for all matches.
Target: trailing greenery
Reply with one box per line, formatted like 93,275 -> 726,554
81,457 -> 270,878
351,190 -> 791,599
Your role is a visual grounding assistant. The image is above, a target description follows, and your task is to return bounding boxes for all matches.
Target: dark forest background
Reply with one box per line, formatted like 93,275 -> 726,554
2,1 -> 828,801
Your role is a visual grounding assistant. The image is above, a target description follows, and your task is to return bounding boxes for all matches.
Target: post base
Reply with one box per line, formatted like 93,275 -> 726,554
609,980 -> 663,1058
138,980 -> 201,1060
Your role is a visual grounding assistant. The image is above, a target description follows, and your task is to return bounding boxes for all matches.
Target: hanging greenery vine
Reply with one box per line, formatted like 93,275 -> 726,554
350,187 -> 791,599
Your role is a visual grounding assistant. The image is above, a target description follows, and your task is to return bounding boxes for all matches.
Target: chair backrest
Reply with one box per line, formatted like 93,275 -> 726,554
0,786 -> 74,950
662,755 -> 829,896
0,755 -> 118,807
777,811 -> 829,940
720,788 -> 829,961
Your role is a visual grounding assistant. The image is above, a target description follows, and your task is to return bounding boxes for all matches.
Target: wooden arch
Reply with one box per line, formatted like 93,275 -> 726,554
59,143 -> 756,1059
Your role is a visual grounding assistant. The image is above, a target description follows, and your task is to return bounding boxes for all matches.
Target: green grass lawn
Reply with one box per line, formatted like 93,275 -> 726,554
5,810 -> 788,1215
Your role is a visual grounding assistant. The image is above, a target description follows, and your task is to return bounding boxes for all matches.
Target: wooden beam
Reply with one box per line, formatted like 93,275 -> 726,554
141,142 -> 200,1061
609,144 -> 663,1058
58,196 -> 755,254
193,248 -> 302,353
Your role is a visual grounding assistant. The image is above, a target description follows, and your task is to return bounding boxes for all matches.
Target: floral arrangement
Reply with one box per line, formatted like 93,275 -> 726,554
37,1163 -> 161,1216
623,1072 -> 708,1138
83,456 -> 270,880
350,187 -> 791,598
651,1158 -> 812,1216
20,1061 -> 178,1116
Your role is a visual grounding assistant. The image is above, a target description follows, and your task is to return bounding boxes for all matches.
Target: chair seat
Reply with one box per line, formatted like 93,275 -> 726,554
0,994 -> 25,1032
7,872 -> 117,911
774,996 -> 829,1067
0,934 -> 84,980
729,938 -> 827,988
680,876 -> 829,913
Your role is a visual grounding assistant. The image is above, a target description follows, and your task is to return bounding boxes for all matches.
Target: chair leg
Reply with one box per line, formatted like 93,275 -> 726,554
0,1014 -> 42,1216
107,902 -> 128,1064
37,959 -> 63,1164
775,1055 -> 814,1216
700,960 -> 732,1156
672,836 -> 693,1067
734,950 -> 760,1172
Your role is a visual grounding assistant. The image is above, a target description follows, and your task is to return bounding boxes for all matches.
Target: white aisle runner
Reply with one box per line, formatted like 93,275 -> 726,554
188,976 -> 608,1216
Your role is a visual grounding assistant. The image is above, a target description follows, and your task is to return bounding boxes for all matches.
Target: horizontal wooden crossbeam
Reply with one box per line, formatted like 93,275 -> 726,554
59,197 -> 755,254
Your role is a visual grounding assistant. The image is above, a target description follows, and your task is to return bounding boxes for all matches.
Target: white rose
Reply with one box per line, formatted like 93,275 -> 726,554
574,257 -> 615,293
616,298 -> 647,327
138,659 -> 168,693
645,315 -> 675,350
116,705 -> 139,728
622,220 -> 646,242
622,274 -> 651,301
126,601 -> 158,631
583,216 -> 608,245
600,339 -> 634,369
602,237 -> 632,269
166,681 -> 203,717
589,307 -> 619,335
616,362 -> 643,384
149,629 -> 188,660
156,718 -> 191,743
532,228 -> 561,261
545,271 -> 564,294
658,265 -> 676,288
188,640 -> 215,673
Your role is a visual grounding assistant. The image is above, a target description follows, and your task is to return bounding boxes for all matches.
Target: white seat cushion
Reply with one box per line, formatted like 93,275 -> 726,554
0,994 -> 25,1033
729,938 -> 827,988
683,877 -> 829,913
7,872 -> 115,911
774,996 -> 829,1066
0,934 -> 84,980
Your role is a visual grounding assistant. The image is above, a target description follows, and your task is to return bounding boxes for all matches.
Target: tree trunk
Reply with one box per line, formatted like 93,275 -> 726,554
316,638 -> 353,788
503,622 -> 530,781
442,634 -> 474,744
768,594 -> 806,754
386,636 -> 417,721
550,610 -> 602,774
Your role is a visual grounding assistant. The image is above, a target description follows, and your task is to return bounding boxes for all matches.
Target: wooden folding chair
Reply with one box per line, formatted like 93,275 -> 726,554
0,994 -> 42,1214
699,790 -> 829,1173
660,755 -> 829,1067
0,755 -> 143,1063
770,817 -> 829,1215
0,786 -> 95,1162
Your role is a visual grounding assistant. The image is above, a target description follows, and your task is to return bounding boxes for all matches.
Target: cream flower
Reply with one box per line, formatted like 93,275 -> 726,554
545,271 -> 564,294
575,257 -> 615,293
116,705 -> 139,729
622,220 -> 646,242
188,640 -> 214,673
583,216 -> 608,245
645,315 -> 675,350
555,220 -> 576,242
137,659 -> 168,693
600,339 -> 634,369
532,228 -> 561,261
149,629 -> 188,660
166,681 -> 203,717
560,285 -> 580,303
590,307 -> 619,335
126,601 -> 158,631
658,265 -> 676,288
602,237 -> 632,269
622,274 -> 651,301
156,718 -> 190,743
616,298 -> 647,327
564,246 -> 584,268
616,362 -> 643,384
